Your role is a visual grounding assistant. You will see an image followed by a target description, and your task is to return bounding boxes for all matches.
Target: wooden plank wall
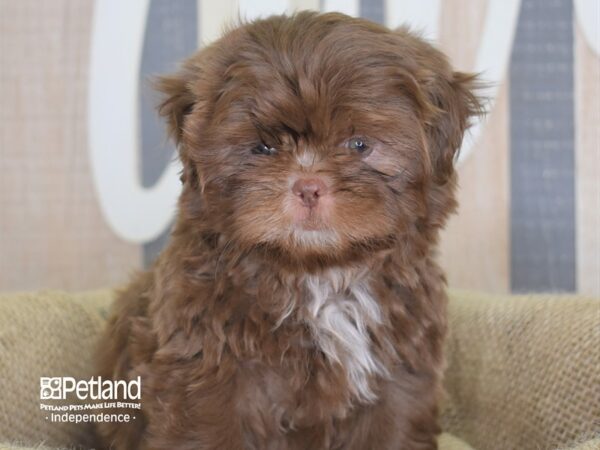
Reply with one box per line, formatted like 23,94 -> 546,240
0,0 -> 597,296
0,1 -> 141,291
575,27 -> 600,296
437,0 -> 511,293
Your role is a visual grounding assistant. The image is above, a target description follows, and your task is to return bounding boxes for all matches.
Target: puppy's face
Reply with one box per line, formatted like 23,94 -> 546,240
159,13 -> 480,265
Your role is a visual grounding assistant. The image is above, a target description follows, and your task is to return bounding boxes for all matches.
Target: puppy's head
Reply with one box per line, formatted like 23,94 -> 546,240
158,12 -> 482,267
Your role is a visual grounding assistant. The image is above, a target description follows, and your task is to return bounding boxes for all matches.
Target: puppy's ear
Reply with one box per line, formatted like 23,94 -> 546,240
155,68 -> 198,186
422,70 -> 483,183
155,69 -> 196,147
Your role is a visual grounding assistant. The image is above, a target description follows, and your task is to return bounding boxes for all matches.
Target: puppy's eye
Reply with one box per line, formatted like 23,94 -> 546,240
346,137 -> 370,155
252,143 -> 277,155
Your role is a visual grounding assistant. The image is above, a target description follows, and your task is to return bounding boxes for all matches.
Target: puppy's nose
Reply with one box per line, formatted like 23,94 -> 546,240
292,178 -> 327,208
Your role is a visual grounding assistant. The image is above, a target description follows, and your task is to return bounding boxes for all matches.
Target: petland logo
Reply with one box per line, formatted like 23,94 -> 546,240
40,376 -> 141,400
39,377 -> 141,424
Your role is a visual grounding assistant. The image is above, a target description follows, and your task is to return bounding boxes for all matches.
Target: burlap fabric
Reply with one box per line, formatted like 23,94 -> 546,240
442,291 -> 600,450
0,290 -> 598,450
0,291 -> 109,450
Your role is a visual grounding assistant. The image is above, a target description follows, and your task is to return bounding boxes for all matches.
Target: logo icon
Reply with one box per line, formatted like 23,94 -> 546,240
40,377 -> 62,400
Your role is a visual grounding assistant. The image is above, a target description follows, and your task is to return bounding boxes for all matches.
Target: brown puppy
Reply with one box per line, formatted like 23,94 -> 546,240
95,11 -> 481,450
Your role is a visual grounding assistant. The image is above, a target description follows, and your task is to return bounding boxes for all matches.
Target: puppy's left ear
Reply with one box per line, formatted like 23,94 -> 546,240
422,69 -> 483,183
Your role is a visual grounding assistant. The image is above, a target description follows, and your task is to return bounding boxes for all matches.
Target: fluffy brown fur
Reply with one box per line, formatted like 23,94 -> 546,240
95,12 -> 481,450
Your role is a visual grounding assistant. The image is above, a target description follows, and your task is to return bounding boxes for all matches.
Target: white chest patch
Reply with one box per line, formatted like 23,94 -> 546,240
302,270 -> 386,402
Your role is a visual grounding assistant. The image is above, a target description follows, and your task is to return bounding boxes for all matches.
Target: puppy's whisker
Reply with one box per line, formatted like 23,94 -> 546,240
214,237 -> 235,278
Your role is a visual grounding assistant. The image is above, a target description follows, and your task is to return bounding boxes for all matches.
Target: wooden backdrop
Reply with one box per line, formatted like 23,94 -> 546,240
0,0 -> 598,296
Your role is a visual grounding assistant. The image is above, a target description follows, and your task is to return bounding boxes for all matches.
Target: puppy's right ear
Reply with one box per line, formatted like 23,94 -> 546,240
155,68 -> 199,187
155,68 -> 196,147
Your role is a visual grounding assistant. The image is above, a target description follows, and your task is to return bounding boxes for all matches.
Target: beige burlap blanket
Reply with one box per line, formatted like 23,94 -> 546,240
442,291 -> 599,450
0,290 -> 598,450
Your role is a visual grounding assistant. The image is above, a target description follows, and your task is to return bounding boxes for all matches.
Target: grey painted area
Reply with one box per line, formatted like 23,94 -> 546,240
140,0 -> 198,266
360,0 -> 384,24
509,0 -> 576,292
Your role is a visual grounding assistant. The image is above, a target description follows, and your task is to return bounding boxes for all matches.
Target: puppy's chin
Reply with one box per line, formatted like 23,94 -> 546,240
248,227 -> 396,271
286,203 -> 339,248
288,228 -> 340,249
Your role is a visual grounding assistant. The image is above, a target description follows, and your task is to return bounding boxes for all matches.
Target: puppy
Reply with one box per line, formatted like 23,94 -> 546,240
95,11 -> 481,450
